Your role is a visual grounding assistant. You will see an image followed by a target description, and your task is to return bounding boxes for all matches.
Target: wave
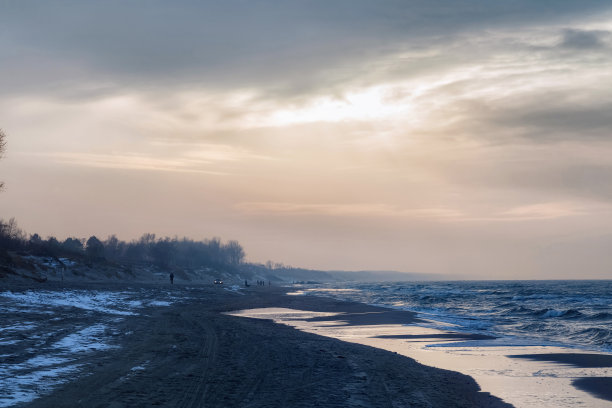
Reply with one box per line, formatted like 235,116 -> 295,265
516,322 -> 547,332
511,294 -> 559,301
533,308 -> 583,319
499,306 -> 534,315
418,295 -> 441,304
586,312 -> 612,321
573,327 -> 612,346
307,280 -> 612,351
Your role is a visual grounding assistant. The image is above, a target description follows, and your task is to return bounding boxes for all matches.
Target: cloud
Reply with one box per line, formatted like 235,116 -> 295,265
496,202 -> 587,220
38,152 -> 229,175
1,1 -> 611,99
383,40 -> 612,144
4,2 -> 612,150
235,202 -> 464,220
559,29 -> 610,49
4,1 -> 612,277
28,140 -> 272,175
235,200 -> 603,223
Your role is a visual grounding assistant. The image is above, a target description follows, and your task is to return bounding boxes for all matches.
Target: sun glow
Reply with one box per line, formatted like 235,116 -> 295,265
267,85 -> 414,127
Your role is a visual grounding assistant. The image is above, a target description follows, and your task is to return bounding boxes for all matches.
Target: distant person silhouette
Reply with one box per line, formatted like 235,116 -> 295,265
170,272 -> 174,285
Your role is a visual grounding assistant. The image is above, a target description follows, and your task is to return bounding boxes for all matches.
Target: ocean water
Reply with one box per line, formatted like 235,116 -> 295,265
297,280 -> 612,352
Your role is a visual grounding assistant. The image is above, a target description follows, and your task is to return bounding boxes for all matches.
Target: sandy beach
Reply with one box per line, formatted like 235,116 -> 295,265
2,282 -> 512,408
234,302 -> 612,408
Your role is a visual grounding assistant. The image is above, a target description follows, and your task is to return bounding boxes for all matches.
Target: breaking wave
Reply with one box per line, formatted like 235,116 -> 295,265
297,280 -> 612,351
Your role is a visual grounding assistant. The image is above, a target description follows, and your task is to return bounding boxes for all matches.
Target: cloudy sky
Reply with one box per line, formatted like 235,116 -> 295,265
2,1 -> 612,278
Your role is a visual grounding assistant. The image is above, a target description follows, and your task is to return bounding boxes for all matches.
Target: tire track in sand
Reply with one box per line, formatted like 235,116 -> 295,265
175,311 -> 219,408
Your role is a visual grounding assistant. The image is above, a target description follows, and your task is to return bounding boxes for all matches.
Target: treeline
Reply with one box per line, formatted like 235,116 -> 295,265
0,218 -> 245,269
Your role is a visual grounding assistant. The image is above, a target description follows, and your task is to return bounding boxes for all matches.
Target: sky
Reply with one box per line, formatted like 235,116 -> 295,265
2,1 -> 612,279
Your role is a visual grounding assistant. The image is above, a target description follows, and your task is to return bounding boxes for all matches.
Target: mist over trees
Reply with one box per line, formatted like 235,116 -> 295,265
0,218 -> 245,270
0,130 -> 247,275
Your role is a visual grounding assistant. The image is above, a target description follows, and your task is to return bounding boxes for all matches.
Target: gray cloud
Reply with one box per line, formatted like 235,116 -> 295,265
4,1 -> 612,279
559,29 -> 610,49
1,0 -> 611,98
493,102 -> 612,141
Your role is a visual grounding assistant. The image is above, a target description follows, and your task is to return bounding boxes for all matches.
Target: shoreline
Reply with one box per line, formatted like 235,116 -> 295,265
233,288 -> 612,408
3,281 -> 610,407
3,282 -> 510,407
286,282 -> 612,355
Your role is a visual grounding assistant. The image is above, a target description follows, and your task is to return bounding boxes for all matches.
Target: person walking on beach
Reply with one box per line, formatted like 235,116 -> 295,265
170,272 -> 174,285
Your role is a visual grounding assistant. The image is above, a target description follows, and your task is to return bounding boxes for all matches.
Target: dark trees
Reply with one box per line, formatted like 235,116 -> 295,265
62,238 -> 84,255
85,236 -> 105,261
0,215 -> 247,271
0,218 -> 25,250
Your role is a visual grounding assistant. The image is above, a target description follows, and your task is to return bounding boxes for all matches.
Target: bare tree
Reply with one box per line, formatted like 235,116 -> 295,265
225,240 -> 245,265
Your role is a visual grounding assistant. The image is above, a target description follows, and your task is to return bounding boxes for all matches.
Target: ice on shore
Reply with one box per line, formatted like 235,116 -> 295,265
224,285 -> 245,294
0,364 -> 82,407
0,289 -> 175,316
0,290 -> 137,315
0,288 -> 177,407
148,300 -> 171,306
130,364 -> 147,371
0,323 -> 116,407
52,324 -> 117,353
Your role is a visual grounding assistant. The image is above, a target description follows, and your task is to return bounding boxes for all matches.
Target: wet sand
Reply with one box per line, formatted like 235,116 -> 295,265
233,293 -> 612,408
507,354 -> 612,402
7,283 -> 511,408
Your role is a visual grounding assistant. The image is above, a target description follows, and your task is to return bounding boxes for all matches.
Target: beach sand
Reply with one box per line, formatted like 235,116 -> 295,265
6,283 -> 511,408
232,290 -> 612,408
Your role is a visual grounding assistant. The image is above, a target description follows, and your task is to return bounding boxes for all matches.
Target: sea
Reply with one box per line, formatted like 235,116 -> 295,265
296,280 -> 612,352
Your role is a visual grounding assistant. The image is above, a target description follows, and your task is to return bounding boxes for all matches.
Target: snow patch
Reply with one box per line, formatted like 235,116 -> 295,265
0,290 -> 138,316
52,324 -> 116,353
224,285 -> 245,295
148,300 -> 171,307
0,364 -> 82,407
